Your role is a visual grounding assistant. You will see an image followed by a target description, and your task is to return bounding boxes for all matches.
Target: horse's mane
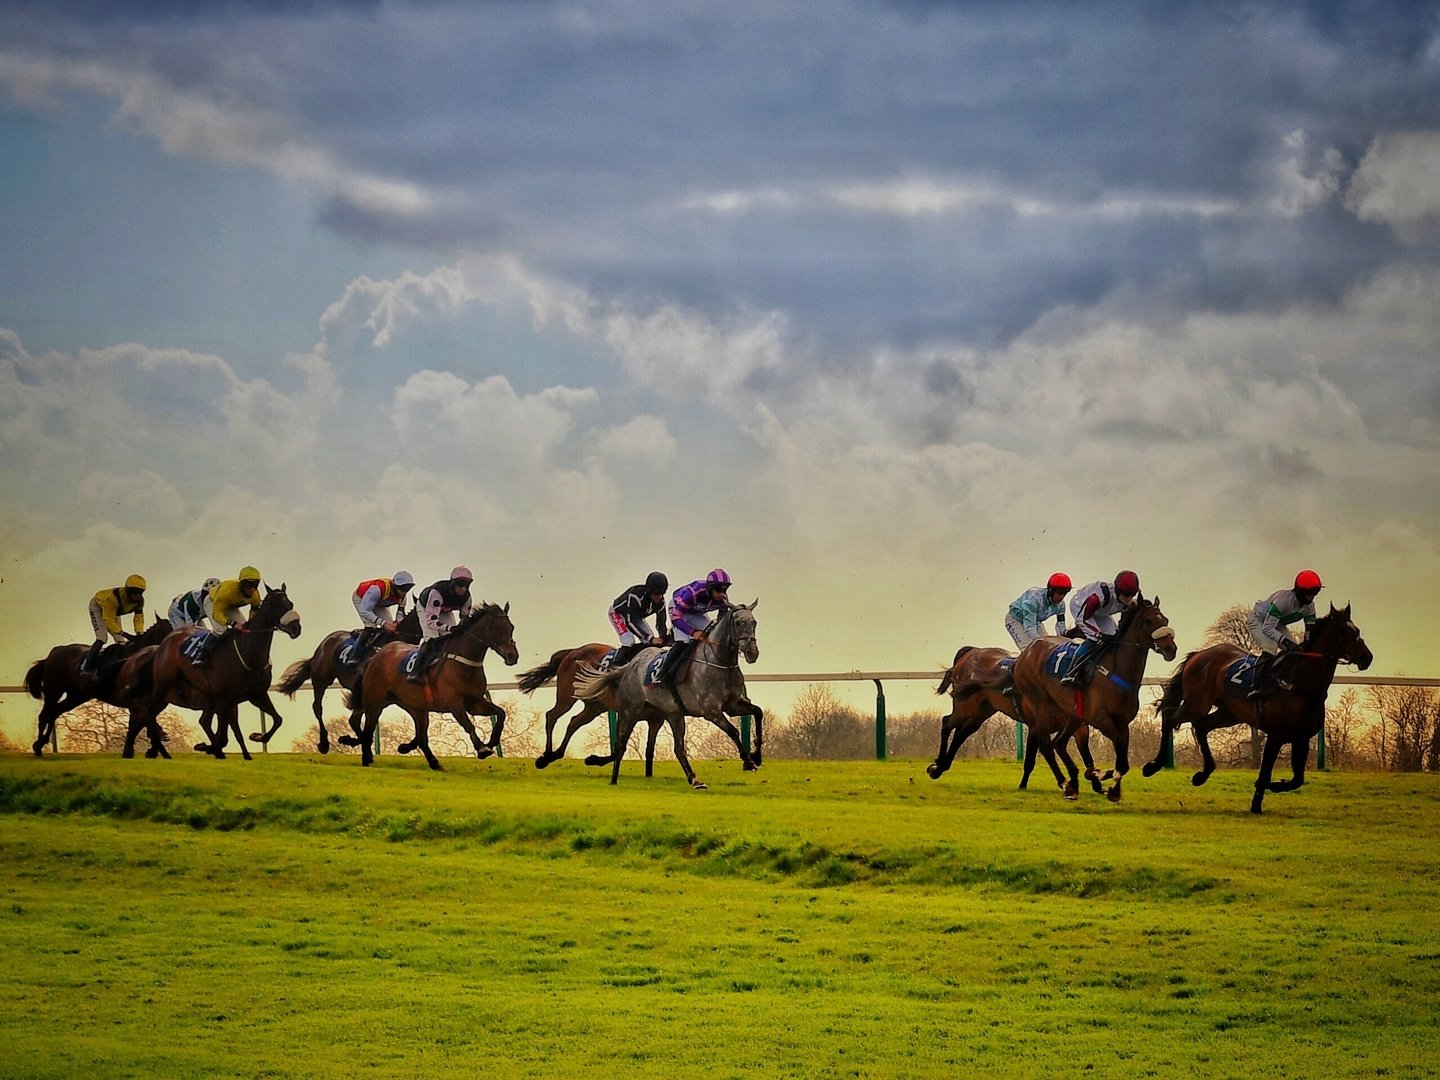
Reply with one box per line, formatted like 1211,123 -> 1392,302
1114,594 -> 1151,636
133,618 -> 174,648
1303,604 -> 1349,646
455,602 -> 508,631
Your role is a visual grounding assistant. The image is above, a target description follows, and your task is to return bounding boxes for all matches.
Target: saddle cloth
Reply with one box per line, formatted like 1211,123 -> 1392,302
401,649 -> 422,676
597,649 -> 618,672
337,635 -> 362,667
1223,654 -> 1262,697
1045,640 -> 1086,680
182,632 -> 212,664
642,651 -> 668,687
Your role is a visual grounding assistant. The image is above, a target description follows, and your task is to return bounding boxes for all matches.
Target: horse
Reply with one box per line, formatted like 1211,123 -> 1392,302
1011,596 -> 1177,802
1141,604 -> 1372,813
121,585 -> 302,760
520,638 -> 766,772
275,609 -> 422,753
924,644 -> 1115,795
24,616 -> 175,756
348,603 -> 519,770
570,601 -> 762,790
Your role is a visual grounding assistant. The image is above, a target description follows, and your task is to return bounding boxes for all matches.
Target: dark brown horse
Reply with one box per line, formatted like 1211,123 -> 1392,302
349,603 -> 519,770
924,645 -> 1113,794
1011,596 -> 1177,802
275,610 -> 421,753
121,585 -> 302,759
25,617 -> 175,756
519,638 -> 765,772
1142,604 -> 1372,813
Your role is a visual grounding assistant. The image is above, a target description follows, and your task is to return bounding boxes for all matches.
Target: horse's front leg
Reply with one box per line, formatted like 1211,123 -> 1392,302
1073,725 -> 1113,794
540,701 -> 607,769
1049,721 -> 1082,800
705,714 -> 755,771
1250,731 -> 1286,813
644,720 -> 661,777
249,694 -> 284,745
1191,714 -> 1220,786
1104,727 -> 1130,803
449,708 -> 493,761
484,700 -> 506,756
398,708 -> 442,771
1268,736 -> 1310,794
194,710 -> 217,755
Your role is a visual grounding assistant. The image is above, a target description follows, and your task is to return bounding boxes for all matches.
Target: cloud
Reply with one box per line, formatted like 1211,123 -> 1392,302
1345,131 -> 1440,239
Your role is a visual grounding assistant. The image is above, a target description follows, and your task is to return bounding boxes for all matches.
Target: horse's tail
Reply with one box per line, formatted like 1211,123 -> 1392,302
936,646 -> 975,694
1154,654 -> 1195,724
24,660 -> 45,699
572,663 -> 623,702
276,657 -> 311,698
517,649 -> 569,695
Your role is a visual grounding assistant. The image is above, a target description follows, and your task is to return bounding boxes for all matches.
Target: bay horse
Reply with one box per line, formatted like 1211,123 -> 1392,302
25,617 -> 175,756
275,609 -> 421,753
571,602 -> 762,790
924,645 -> 1113,795
121,585 -> 302,759
349,603 -> 519,770
519,637 -> 765,772
1011,596 -> 1177,802
1141,604 -> 1372,813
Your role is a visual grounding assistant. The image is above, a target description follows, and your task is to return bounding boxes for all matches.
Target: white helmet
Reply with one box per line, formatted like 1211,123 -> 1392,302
203,577 -> 221,591
393,570 -> 415,588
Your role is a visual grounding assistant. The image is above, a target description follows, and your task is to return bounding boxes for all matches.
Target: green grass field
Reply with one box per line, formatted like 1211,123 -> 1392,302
1,752 -> 1437,1079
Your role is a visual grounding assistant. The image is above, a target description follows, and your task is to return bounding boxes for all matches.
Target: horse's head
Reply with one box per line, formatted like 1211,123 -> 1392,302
726,600 -> 760,664
259,583 -> 303,639
1310,604 -> 1372,671
465,602 -> 519,666
1124,594 -> 1176,662
134,616 -> 174,648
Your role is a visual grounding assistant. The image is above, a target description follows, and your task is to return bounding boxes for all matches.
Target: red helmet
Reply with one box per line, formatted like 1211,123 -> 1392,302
1047,572 -> 1072,591
1114,570 -> 1140,595
1294,569 -> 1322,592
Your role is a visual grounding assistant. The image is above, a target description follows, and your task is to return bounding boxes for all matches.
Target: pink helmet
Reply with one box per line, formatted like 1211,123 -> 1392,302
706,568 -> 731,588
450,565 -> 474,583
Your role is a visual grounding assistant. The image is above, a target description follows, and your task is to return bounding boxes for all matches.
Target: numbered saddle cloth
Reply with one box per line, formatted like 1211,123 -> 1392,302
1045,640 -> 1086,680
401,649 -> 422,676
596,649 -> 618,672
1223,654 -> 1262,697
642,651 -> 668,687
182,631 -> 212,665
336,635 -> 362,667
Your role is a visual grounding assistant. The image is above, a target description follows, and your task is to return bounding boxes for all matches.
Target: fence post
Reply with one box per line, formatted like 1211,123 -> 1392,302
1015,721 -> 1024,762
608,709 -> 619,757
1316,723 -> 1327,770
873,679 -> 887,760
740,714 -> 752,756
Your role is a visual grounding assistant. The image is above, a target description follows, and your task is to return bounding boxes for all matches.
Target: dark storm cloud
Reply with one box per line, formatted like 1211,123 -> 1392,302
5,0 -> 1439,356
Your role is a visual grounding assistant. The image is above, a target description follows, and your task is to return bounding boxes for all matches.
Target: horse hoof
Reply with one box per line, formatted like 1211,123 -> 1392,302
1063,789 -> 1078,801
429,761 -> 444,772
534,755 -> 551,769
337,736 -> 359,747
193,743 -> 210,753
925,763 -> 941,779
31,743 -> 45,757
583,755 -> 607,767
1142,761 -> 1161,778
475,746 -> 495,760
145,748 -> 159,759
692,782 -> 709,791
742,760 -> 757,772
318,744 -> 330,755
248,732 -> 264,743
397,742 -> 415,755
121,749 -> 135,760
1190,772 -> 1208,787
213,751 -> 226,760
1106,789 -> 1123,803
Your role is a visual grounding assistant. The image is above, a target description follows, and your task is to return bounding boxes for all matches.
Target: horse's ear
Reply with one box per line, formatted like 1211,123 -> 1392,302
280,582 -> 287,593
1152,595 -> 1159,609
503,601 -> 510,614
749,597 -> 759,610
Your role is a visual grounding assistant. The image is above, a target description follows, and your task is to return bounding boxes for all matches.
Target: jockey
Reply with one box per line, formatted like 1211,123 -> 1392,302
409,566 -> 475,681
1247,569 -> 1323,699
81,574 -> 147,673
608,571 -> 670,667
1060,570 -> 1141,686
1005,573 -> 1071,649
210,568 -> 264,631
352,570 -> 416,654
658,569 -> 732,684
168,578 -> 221,631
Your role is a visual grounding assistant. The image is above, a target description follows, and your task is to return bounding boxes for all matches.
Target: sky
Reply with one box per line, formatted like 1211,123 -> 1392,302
3,1 -> 1440,750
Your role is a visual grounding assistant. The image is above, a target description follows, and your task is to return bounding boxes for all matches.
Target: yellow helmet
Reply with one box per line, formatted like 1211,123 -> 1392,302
125,574 -> 147,591
239,566 -> 261,582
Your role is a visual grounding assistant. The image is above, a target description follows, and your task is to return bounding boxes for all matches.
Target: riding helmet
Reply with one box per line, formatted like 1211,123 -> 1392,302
1114,570 -> 1140,594
203,577 -> 221,592
1047,572 -> 1072,591
645,571 -> 669,594
393,570 -> 416,588
124,574 -> 147,591
239,566 -> 261,583
1294,568 -> 1323,593
450,565 -> 474,582
706,568 -> 731,588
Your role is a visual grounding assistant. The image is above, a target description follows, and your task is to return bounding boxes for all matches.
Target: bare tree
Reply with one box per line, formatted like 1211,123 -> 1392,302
767,684 -> 871,760
1365,684 -> 1440,772
0,728 -> 20,753
59,701 -> 189,753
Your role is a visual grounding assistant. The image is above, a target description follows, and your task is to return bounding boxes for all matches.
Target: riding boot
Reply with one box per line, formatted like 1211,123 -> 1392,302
354,626 -> 379,659
80,640 -> 103,674
658,640 -> 692,685
408,638 -> 436,683
1247,653 -> 1273,700
611,643 -> 639,668
1059,643 -> 1091,687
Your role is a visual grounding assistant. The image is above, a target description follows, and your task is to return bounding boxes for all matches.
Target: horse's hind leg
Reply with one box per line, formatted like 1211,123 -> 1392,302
1268,736 -> 1310,794
610,714 -> 642,785
539,701 -> 607,768
449,708 -> 494,761
249,694 -> 284,745
644,720 -> 661,777
1074,726 -> 1112,794
1191,716 -> 1220,786
672,716 -> 706,790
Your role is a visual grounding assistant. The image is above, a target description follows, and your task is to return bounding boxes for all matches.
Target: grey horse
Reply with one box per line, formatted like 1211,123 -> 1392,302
572,601 -> 762,790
